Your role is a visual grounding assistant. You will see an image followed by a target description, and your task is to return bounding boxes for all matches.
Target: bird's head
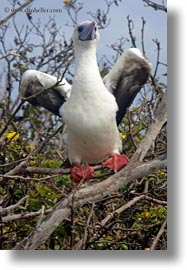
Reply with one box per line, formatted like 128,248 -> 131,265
72,21 -> 100,48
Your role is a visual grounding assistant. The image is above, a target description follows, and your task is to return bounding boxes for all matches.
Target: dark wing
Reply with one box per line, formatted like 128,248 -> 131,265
19,70 -> 71,116
103,48 -> 151,125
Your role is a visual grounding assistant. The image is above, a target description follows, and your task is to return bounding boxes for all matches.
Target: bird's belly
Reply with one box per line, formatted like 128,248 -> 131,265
67,125 -> 120,164
61,90 -> 121,164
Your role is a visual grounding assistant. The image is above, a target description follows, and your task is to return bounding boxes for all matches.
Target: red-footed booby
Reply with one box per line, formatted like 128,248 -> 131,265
19,21 -> 151,182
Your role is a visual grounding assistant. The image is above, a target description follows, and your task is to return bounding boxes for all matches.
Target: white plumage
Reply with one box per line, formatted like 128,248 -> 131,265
60,21 -> 121,164
19,21 -> 151,180
20,70 -> 71,99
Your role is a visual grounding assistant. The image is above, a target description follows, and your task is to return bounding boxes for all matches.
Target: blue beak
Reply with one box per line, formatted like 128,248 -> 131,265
78,21 -> 96,41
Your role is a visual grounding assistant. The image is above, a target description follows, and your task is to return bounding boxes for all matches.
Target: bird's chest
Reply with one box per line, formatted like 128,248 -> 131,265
60,84 -> 120,163
62,85 -> 117,134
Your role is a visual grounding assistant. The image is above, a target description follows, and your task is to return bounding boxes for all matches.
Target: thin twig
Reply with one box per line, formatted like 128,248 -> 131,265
73,202 -> 95,250
0,174 -> 61,181
153,38 -> 161,78
141,17 -> 146,56
0,196 -> 29,214
0,0 -> 34,27
2,208 -> 52,223
0,50 -> 20,60
144,195 -> 167,205
150,218 -> 167,250
83,203 -> 95,249
127,15 -> 136,48
100,195 -> 144,227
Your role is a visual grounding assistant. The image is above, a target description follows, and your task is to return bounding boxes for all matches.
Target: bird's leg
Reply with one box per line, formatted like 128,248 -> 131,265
70,163 -> 94,183
102,154 -> 129,172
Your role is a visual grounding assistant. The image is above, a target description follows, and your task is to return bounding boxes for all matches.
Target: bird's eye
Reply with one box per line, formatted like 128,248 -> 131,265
94,26 -> 97,31
78,25 -> 84,32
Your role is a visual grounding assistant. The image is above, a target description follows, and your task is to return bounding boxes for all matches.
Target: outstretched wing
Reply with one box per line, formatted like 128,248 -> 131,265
103,48 -> 151,125
19,49 -> 150,122
19,70 -> 71,116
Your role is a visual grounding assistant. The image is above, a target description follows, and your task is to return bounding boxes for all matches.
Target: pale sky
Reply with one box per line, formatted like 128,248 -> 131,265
0,0 -> 167,97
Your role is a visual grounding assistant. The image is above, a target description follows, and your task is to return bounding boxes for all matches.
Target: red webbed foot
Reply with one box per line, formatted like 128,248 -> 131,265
70,163 -> 94,183
102,154 -> 129,172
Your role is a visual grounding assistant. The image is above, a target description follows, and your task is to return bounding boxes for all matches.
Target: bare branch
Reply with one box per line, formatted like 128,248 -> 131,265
0,196 -> 29,214
142,0 -> 167,12
150,218 -> 167,250
127,15 -> 136,48
0,50 -> 20,60
0,0 -> 34,27
100,194 -> 145,227
13,157 -> 166,250
2,208 -> 52,223
144,195 -> 167,205
12,89 -> 167,249
141,17 -> 146,55
152,38 -> 161,78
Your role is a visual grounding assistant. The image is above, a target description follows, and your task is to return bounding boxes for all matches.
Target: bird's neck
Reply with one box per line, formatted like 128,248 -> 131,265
74,45 -> 101,81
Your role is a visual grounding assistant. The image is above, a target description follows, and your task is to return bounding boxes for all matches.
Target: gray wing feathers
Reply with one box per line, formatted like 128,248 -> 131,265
19,49 -> 150,122
20,70 -> 71,116
103,48 -> 151,125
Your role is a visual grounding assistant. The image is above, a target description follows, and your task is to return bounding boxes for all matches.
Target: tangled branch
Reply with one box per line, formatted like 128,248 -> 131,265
12,93 -> 167,250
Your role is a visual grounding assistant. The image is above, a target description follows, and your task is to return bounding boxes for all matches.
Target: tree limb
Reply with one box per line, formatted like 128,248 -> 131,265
13,157 -> 166,250
142,0 -> 167,13
12,92 -> 167,250
0,0 -> 34,27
